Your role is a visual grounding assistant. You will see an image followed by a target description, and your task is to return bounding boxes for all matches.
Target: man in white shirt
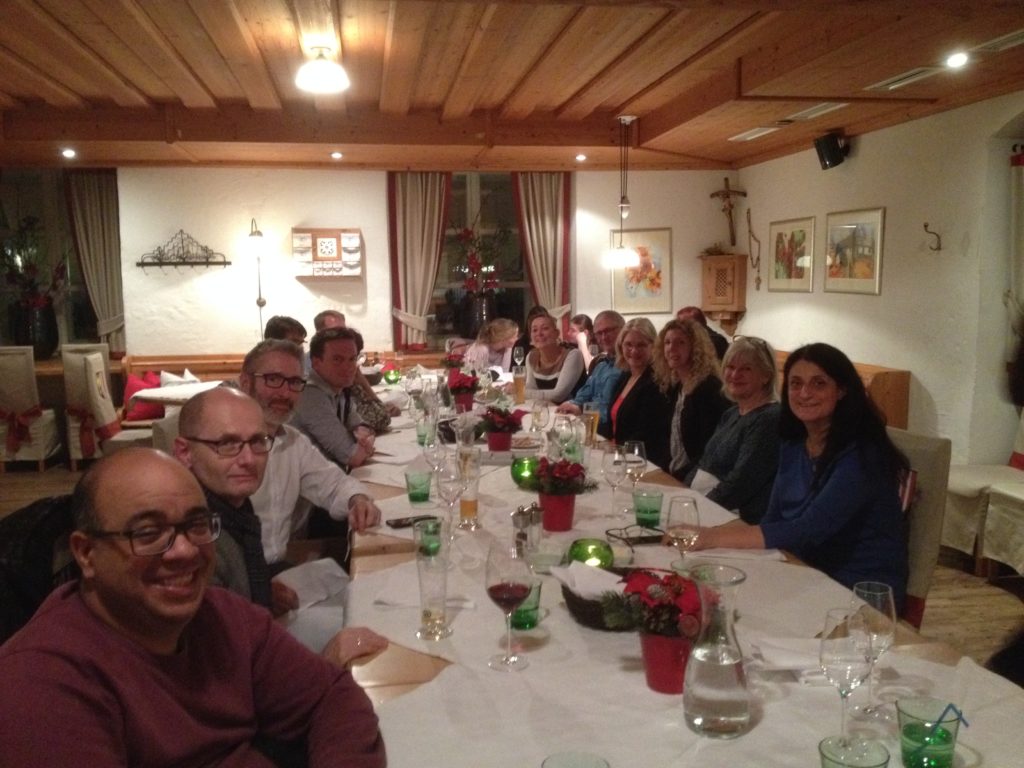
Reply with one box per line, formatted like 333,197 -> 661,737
239,339 -> 381,568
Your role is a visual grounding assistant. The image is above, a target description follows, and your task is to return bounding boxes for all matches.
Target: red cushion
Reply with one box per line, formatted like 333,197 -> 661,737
122,372 -> 165,421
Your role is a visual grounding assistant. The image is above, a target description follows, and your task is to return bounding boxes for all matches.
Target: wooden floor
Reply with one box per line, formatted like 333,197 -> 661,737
2,464 -> 1022,667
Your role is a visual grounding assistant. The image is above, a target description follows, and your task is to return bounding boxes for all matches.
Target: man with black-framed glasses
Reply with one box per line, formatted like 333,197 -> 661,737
239,339 -> 381,569
0,448 -> 385,766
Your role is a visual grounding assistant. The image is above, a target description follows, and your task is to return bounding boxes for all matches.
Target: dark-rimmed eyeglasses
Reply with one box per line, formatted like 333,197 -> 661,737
87,512 -> 221,556
183,434 -> 275,457
253,372 -> 306,392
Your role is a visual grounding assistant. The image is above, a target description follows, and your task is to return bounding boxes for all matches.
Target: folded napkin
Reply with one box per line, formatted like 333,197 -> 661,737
549,561 -> 624,600
274,558 -> 350,609
750,637 -> 829,685
373,564 -> 475,610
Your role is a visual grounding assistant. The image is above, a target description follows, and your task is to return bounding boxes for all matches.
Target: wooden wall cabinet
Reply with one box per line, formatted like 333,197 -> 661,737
700,252 -> 747,334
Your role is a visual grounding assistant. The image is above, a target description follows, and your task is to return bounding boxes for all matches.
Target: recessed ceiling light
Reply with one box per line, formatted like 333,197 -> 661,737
61,148 -> 76,159
330,151 -> 343,160
785,102 -> 849,121
946,52 -> 969,69
575,153 -> 587,162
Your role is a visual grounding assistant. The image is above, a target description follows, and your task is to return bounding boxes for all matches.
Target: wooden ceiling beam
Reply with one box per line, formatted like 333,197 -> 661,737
378,0 -> 432,115
639,65 -> 740,144
0,47 -> 88,109
0,0 -> 149,107
460,0 -> 1022,10
1,104 -> 619,148
75,0 -> 217,108
188,0 -> 282,110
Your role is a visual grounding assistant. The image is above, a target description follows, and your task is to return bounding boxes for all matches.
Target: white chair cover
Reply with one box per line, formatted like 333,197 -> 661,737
0,346 -> 61,467
84,352 -> 152,454
62,343 -> 110,466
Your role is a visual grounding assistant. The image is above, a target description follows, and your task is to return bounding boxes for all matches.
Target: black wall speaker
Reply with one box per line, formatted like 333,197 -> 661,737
814,133 -> 848,170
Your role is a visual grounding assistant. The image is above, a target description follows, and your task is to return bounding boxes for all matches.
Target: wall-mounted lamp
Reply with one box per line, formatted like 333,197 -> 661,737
249,218 -> 267,336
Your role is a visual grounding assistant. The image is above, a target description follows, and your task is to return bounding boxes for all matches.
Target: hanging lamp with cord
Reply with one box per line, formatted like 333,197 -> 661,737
605,115 -> 640,269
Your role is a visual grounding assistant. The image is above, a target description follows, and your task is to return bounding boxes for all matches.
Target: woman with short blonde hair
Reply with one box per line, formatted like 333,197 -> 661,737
464,318 -> 520,373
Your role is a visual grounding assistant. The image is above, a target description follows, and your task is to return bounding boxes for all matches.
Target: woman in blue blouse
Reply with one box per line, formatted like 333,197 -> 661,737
689,343 -> 909,609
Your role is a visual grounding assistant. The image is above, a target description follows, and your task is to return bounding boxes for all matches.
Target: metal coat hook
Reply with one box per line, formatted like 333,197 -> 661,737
923,223 -> 942,252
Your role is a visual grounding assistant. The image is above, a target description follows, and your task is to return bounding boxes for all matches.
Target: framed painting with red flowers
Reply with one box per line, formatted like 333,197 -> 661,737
609,228 -> 672,315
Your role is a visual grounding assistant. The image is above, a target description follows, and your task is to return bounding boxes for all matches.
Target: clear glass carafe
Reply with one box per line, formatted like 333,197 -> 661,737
683,563 -> 751,738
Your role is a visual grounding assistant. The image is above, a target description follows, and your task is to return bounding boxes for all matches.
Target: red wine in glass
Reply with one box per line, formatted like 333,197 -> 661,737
485,541 -> 533,671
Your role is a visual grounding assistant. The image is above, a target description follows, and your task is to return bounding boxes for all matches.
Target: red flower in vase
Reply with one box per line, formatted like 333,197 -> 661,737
481,406 -> 523,434
447,371 -> 479,394
603,569 -> 702,638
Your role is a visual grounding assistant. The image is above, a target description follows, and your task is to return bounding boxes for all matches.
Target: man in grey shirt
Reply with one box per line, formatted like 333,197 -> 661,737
291,327 -> 376,470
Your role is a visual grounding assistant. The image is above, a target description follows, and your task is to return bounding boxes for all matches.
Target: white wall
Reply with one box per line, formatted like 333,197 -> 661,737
572,169 -> 735,329
734,91 -> 1024,462
118,168 -> 390,353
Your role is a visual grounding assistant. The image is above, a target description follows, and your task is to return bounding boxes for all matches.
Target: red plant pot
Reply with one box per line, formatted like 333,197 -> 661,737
453,392 -> 475,412
486,431 -> 513,452
539,492 -> 575,532
639,633 -> 691,694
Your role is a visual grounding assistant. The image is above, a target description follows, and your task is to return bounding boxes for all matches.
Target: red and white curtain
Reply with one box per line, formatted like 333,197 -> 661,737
387,172 -> 451,348
512,172 -> 572,325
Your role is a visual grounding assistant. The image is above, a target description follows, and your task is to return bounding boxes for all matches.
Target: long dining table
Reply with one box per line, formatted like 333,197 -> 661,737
335,405 -> 1024,767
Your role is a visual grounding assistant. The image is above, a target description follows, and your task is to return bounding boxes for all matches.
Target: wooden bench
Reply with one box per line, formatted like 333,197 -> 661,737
775,350 -> 910,429
121,354 -> 246,383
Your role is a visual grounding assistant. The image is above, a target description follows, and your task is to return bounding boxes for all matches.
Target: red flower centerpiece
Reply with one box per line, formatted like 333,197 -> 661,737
480,406 -> 523,451
518,457 -> 596,531
447,370 -> 479,412
602,569 -> 702,694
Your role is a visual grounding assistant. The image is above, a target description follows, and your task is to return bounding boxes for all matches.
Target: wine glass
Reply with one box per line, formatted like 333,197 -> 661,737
485,540 -> 533,671
422,432 -> 447,472
512,346 -> 525,367
600,445 -> 628,518
551,414 -> 576,458
531,400 -> 551,434
665,497 -> 700,568
850,581 -> 896,720
622,440 -> 647,489
435,458 -> 466,541
819,607 -> 872,749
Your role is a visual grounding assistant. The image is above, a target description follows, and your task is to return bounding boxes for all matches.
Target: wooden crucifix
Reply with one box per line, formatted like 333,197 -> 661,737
710,178 -> 747,246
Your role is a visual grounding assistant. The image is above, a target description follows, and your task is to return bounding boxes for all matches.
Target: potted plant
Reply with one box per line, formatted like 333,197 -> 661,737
518,457 -> 596,531
1,215 -> 67,359
480,406 -> 523,452
447,370 -> 479,412
602,569 -> 702,694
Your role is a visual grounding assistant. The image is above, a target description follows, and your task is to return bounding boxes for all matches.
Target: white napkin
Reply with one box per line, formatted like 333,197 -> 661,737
750,637 -> 828,685
273,558 -> 350,609
373,563 -> 475,609
549,561 -> 624,600
690,548 -> 785,562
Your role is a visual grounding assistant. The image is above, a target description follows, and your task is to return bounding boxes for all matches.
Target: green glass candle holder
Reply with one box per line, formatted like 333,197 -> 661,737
566,538 -> 614,568
383,369 -> 402,385
511,455 -> 539,488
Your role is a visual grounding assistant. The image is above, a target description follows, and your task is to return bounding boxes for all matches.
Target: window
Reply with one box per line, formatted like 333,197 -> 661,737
426,173 -> 533,349
0,169 -> 97,346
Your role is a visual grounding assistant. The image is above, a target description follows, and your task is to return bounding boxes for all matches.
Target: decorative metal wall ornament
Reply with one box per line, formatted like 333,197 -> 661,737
136,230 -> 230,268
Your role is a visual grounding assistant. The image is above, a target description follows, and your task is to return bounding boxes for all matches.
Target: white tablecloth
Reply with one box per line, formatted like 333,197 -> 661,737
344,429 -> 1024,766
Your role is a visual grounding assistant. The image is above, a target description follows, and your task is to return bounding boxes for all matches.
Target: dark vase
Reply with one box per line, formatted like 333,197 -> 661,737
458,290 -> 495,339
11,302 -> 59,359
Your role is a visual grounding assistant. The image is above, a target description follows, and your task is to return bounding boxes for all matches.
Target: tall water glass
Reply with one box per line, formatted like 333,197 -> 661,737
414,519 -> 452,640
851,581 -> 896,720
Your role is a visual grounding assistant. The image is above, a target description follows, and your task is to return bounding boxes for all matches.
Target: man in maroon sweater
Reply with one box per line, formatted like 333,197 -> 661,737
0,448 -> 386,767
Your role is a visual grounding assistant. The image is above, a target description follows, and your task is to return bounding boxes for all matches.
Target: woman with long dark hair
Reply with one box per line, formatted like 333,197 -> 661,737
689,342 -> 909,607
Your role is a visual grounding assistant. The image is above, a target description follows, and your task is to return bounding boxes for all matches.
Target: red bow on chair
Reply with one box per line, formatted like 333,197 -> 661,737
0,405 -> 43,455
66,404 -> 98,458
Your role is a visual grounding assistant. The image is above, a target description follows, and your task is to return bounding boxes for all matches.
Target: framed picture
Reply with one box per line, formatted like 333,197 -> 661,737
768,217 -> 814,292
824,208 -> 884,295
609,228 -> 672,314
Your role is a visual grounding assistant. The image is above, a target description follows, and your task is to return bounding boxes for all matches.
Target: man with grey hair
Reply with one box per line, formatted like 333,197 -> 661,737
556,309 -> 626,432
239,339 -> 380,568
314,309 -> 346,331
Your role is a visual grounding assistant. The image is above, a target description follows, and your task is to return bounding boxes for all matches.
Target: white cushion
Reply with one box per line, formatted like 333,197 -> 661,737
160,368 -> 201,387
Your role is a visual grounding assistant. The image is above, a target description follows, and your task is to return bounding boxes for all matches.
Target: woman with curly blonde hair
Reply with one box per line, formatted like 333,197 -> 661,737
653,318 -> 729,481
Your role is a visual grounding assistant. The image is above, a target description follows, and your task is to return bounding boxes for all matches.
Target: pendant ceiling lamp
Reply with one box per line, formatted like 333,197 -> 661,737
605,115 -> 640,269
295,47 -> 350,94
248,218 -> 268,336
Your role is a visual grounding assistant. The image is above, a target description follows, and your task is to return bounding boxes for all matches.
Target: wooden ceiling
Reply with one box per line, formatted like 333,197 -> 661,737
0,0 -> 1023,171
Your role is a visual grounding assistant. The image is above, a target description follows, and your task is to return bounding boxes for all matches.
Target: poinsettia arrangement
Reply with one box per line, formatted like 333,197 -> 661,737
447,370 -> 479,394
480,406 -> 523,434
602,569 -> 702,638
518,457 -> 597,496
2,216 -> 68,309
441,352 -> 465,369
